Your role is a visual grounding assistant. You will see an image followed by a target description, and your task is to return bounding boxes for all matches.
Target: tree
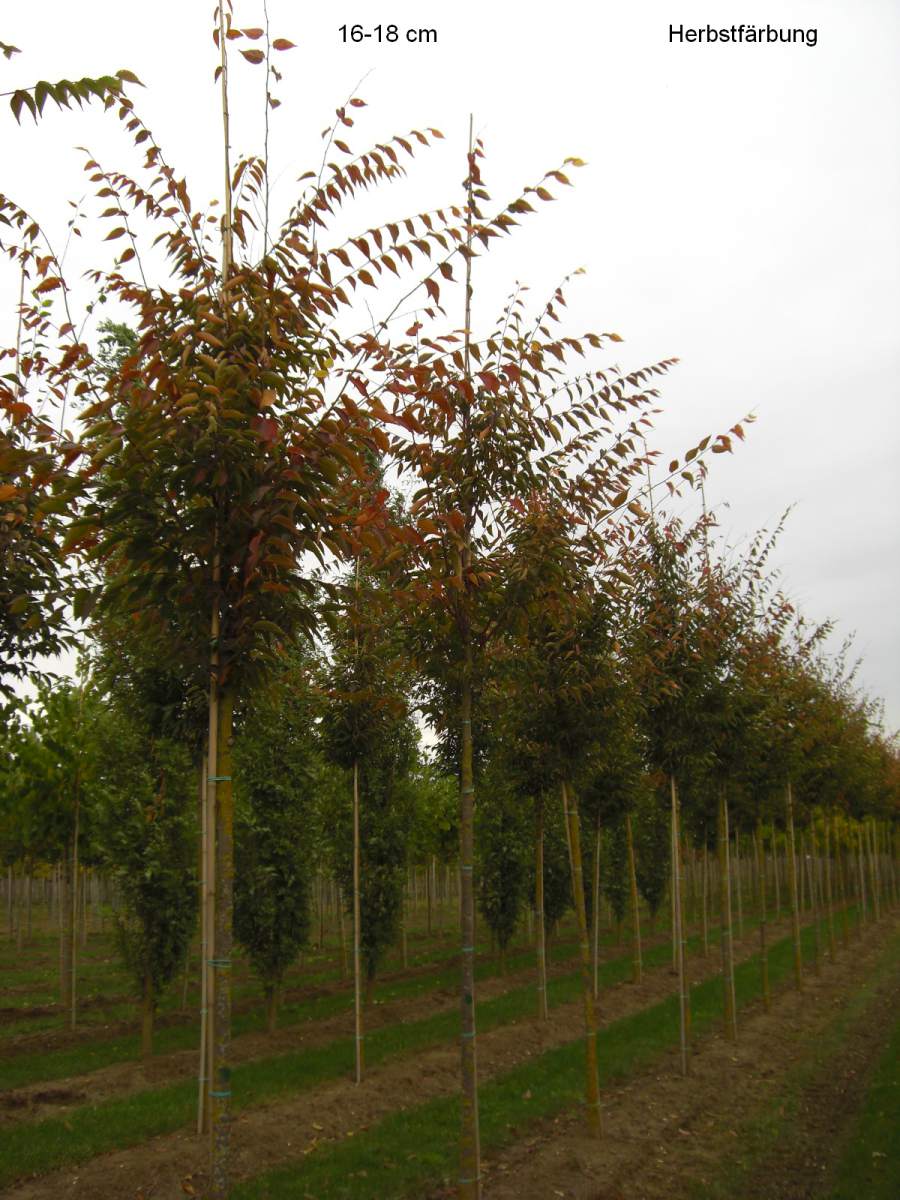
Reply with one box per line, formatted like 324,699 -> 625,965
93,703 -> 196,1061
233,652 -> 317,1033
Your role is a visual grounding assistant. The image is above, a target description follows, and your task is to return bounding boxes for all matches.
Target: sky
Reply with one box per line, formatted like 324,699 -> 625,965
3,0 -> 898,730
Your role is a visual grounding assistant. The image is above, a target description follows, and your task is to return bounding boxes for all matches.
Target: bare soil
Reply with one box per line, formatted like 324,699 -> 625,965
479,916 -> 900,1200
1,915 -> 809,1199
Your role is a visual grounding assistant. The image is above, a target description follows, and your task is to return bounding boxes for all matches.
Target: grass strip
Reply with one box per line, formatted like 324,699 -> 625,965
0,909 -> 841,1190
828,1003 -> 900,1199
233,915 -> 862,1199
0,927 -> 585,1092
0,923 -> 686,1186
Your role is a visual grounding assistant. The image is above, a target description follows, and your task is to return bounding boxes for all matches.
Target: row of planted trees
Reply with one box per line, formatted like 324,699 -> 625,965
1,7 -> 898,1197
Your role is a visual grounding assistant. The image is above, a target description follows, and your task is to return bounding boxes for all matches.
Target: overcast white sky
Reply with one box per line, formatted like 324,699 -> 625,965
3,1 -> 898,730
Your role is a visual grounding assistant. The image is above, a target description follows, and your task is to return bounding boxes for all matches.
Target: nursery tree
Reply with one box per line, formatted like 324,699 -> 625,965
233,650 -> 318,1032
320,566 -> 417,1075
93,702 -> 196,1061
61,8 -> 450,1187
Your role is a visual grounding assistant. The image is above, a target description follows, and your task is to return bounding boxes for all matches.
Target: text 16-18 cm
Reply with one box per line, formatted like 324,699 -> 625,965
339,25 -> 438,44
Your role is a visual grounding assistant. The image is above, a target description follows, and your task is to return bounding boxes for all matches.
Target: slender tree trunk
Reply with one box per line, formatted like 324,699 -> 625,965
264,984 -> 278,1034
535,802 -> 549,1020
786,782 -> 803,990
426,848 -> 433,937
717,788 -> 737,1040
592,814 -> 601,999
734,830 -> 744,940
141,971 -> 154,1064
701,834 -> 709,958
857,826 -> 868,926
26,866 -> 32,943
562,781 -> 602,1133
773,842 -> 781,917
755,822 -> 770,1010
197,747 -> 211,1134
680,827 -> 691,1038
671,777 -> 689,1072
833,818 -> 849,947
804,832 -> 821,976
353,761 -> 364,1083
867,820 -> 881,921
625,813 -> 642,983
210,687 -> 234,1200
70,800 -> 80,1032
824,817 -> 836,961
400,891 -> 408,970
458,660 -> 482,1197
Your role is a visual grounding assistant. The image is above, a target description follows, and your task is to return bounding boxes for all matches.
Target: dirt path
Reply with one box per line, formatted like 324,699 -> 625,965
2,916 -> 805,1199
479,916 -> 900,1200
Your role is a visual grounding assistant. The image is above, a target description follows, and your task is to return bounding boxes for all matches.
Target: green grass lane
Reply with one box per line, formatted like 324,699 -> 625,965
0,923 -> 674,1186
0,925 -> 590,1091
828,1001 -> 900,1199
233,916 -> 863,1199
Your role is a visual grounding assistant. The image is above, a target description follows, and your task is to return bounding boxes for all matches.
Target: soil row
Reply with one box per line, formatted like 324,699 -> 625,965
1,910 -> 842,1199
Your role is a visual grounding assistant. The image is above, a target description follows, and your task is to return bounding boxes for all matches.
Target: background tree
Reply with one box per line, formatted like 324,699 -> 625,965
92,702 -> 196,1062
233,649 -> 318,1032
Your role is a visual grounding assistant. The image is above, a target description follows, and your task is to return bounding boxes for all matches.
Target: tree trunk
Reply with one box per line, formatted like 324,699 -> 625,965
458,661 -> 482,1198
426,849 -> 433,937
701,836 -> 709,957
625,813 -> 642,983
755,822 -> 770,1010
592,814 -> 601,999
804,832 -> 821,976
141,971 -> 154,1063
824,817 -> 836,961
786,782 -> 803,990
535,802 -> 549,1020
209,687 -> 234,1200
717,789 -> 737,1040
264,984 -> 278,1034
833,817 -> 849,947
353,760 -> 364,1083
867,820 -> 881,921
336,886 -> 348,980
197,747 -> 211,1135
562,781 -> 602,1133
69,800 -> 80,1031
734,830 -> 744,940
671,777 -> 689,1072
